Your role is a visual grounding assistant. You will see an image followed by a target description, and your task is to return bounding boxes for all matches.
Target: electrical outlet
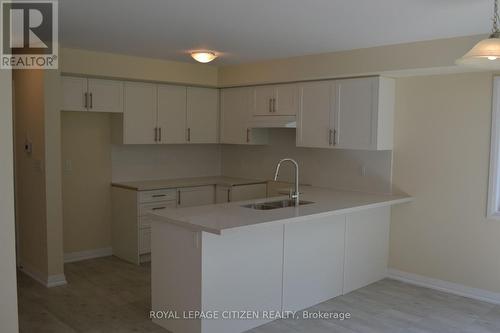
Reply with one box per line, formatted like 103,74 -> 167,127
64,160 -> 73,174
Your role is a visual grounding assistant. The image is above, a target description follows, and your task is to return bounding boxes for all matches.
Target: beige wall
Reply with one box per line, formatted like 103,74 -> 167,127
390,72 -> 500,292
13,70 -> 49,278
61,112 -> 112,254
61,48 -> 218,86
0,69 -> 19,332
218,35 -> 483,86
221,129 -> 393,193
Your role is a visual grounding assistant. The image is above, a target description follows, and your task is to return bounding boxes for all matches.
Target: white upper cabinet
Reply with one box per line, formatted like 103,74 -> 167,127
334,77 -> 394,150
297,77 -> 394,151
296,80 -> 335,149
123,82 -> 157,144
62,76 -> 88,112
220,87 -> 268,145
253,84 -> 298,116
186,87 -> 219,143
157,85 -> 187,144
87,79 -> 124,113
62,76 -> 124,113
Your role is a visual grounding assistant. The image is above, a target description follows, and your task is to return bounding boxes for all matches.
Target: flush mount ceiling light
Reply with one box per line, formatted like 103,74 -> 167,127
457,0 -> 500,69
191,51 -> 217,63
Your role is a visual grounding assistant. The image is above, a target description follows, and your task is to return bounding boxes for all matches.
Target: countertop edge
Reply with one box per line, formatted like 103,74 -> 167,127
150,196 -> 413,235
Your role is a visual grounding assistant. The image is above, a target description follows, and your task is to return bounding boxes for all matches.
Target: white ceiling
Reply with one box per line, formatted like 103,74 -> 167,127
60,0 -> 492,65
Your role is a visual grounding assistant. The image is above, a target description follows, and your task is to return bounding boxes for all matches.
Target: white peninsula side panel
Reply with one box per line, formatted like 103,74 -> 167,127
282,215 -> 345,312
201,223 -> 283,333
343,206 -> 390,294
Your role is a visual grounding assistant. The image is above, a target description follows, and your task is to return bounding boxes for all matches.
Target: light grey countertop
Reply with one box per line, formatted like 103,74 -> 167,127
149,186 -> 412,235
111,176 -> 267,191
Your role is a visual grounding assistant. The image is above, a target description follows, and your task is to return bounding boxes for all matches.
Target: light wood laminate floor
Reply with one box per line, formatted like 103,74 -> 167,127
18,256 -> 500,333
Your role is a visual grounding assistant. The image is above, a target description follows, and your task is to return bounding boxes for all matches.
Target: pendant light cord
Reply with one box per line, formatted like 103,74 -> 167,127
493,0 -> 500,34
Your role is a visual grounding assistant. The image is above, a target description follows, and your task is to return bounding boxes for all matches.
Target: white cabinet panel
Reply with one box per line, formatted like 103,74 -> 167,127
62,76 -> 87,112
334,77 -> 377,150
296,81 -> 334,148
283,215 -> 345,312
274,84 -> 298,116
157,84 -> 187,144
344,206 -> 390,294
178,185 -> 215,208
139,227 -> 151,255
202,223 -> 283,333
187,87 -> 219,143
87,79 -> 124,113
220,87 -> 251,144
123,82 -> 157,144
253,85 -> 275,115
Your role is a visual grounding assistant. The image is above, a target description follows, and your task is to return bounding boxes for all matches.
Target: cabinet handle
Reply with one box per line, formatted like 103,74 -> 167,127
333,129 -> 337,146
152,206 -> 166,210
227,188 -> 231,202
159,127 -> 162,142
329,129 -> 333,145
84,92 -> 88,108
187,128 -> 191,142
177,190 -> 181,205
154,127 -> 158,142
269,99 -> 272,113
152,194 -> 165,198
272,98 -> 276,113
246,128 -> 250,143
89,92 -> 93,109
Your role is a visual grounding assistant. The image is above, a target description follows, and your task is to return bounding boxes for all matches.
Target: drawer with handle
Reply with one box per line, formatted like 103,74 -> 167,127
139,200 -> 176,217
139,189 -> 176,203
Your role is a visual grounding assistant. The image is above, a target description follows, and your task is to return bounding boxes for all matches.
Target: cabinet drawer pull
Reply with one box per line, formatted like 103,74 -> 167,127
152,194 -> 166,198
177,191 -> 181,205
246,128 -> 250,143
159,127 -> 162,142
154,127 -> 158,142
89,92 -> 93,109
227,188 -> 231,202
187,128 -> 191,142
84,92 -> 88,108
272,98 -> 276,113
269,99 -> 272,113
328,129 -> 333,145
152,206 -> 166,210
333,129 -> 337,146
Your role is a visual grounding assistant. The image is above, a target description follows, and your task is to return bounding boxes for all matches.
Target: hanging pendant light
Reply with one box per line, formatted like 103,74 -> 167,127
457,0 -> 500,69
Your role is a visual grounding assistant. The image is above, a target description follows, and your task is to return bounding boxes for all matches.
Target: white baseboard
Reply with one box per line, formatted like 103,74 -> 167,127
388,268 -> 500,305
64,247 -> 113,263
21,265 -> 67,288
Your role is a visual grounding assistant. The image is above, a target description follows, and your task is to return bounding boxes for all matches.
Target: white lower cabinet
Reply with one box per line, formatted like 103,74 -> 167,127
343,206 -> 390,293
177,186 -> 215,208
215,183 -> 267,203
282,215 -> 345,312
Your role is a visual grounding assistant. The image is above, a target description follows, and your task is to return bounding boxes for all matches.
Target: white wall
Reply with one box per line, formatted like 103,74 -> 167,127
112,144 -> 222,182
222,129 -> 393,193
0,70 -> 20,332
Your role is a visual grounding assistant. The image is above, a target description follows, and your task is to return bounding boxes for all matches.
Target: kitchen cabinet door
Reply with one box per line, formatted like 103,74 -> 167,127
282,214 -> 346,312
87,79 -> 124,113
186,87 -> 219,143
274,84 -> 298,116
253,85 -> 275,115
334,77 -> 394,150
123,82 -> 157,144
177,185 -> 215,208
62,76 -> 88,112
157,85 -> 187,144
343,206 -> 390,294
296,81 -> 335,148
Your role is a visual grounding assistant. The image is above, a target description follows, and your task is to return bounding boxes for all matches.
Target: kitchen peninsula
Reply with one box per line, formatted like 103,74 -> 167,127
149,186 -> 411,333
